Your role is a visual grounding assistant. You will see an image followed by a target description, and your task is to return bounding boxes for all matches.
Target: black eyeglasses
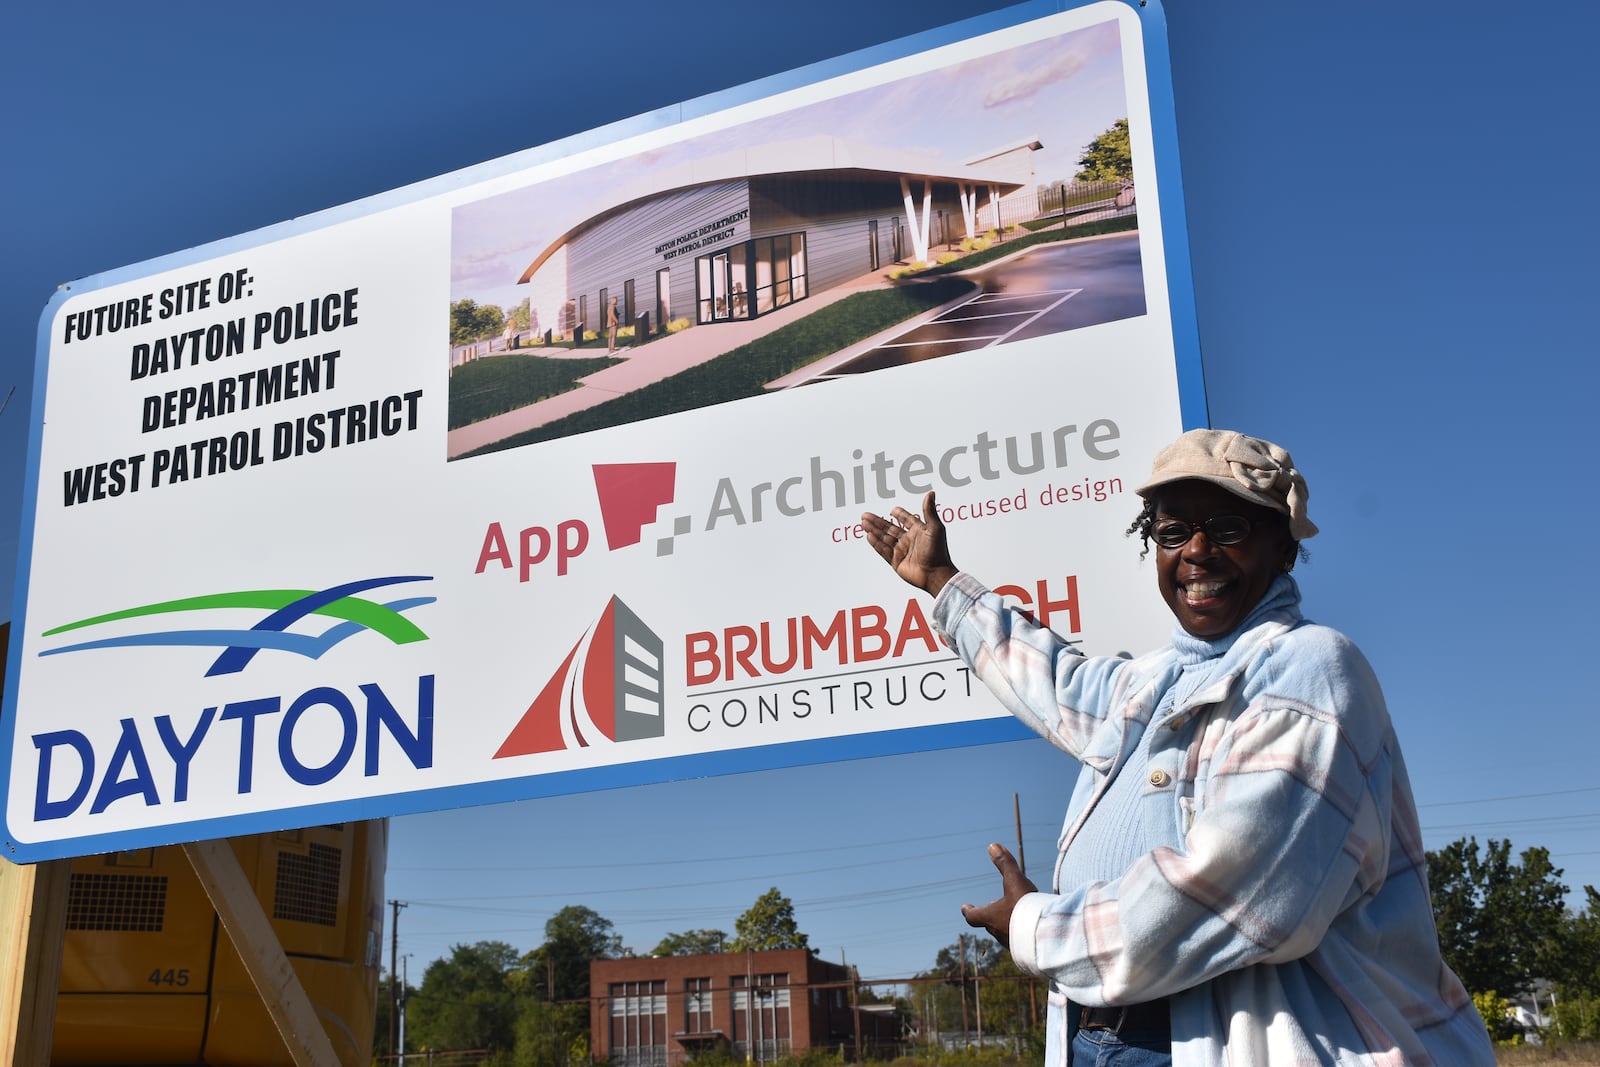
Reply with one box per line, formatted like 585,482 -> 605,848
1150,515 -> 1253,549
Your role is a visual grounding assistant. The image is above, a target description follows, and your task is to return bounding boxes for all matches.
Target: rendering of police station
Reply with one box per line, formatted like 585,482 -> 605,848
515,135 -> 1042,340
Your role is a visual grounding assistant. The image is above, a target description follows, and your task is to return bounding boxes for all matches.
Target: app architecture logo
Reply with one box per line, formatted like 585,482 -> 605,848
38,575 -> 435,676
495,596 -> 664,757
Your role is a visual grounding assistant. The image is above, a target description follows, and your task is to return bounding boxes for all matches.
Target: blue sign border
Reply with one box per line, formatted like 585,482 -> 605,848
6,0 -> 1204,862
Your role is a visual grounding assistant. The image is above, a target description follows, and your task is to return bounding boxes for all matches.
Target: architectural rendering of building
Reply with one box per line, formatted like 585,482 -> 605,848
518,137 -> 1034,340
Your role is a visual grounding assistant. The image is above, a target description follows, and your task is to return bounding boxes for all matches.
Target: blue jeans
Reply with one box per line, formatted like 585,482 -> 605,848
1070,1026 -> 1173,1066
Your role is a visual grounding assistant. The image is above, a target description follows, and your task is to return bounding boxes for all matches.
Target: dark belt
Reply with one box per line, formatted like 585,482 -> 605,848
1078,998 -> 1170,1037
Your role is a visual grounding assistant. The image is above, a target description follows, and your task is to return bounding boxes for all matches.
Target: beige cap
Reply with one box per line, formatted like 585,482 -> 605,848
1136,429 -> 1318,541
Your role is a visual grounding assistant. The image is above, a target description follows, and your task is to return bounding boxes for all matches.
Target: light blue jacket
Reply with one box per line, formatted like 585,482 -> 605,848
933,572 -> 1494,1066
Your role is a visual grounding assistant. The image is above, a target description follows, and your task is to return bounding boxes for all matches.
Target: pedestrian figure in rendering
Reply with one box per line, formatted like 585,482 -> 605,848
860,429 -> 1493,1067
606,296 -> 620,353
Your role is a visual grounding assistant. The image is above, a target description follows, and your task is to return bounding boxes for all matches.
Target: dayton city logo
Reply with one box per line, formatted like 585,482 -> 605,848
494,596 -> 665,757
37,575 -> 436,674
27,576 -> 438,826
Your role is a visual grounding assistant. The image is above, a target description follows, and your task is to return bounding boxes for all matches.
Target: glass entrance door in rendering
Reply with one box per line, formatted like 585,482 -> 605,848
695,233 -> 807,325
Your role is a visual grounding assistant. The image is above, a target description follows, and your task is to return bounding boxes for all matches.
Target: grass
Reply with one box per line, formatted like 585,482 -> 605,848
1018,202 -> 1131,232
463,276 -> 975,455
448,353 -> 620,429
919,214 -> 1138,274
1496,1041 -> 1600,1065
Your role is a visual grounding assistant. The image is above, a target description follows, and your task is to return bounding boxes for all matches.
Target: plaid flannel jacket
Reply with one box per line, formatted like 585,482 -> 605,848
933,572 -> 1493,1067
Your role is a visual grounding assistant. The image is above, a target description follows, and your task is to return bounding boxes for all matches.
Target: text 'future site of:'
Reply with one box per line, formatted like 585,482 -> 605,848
447,17 -> 1143,460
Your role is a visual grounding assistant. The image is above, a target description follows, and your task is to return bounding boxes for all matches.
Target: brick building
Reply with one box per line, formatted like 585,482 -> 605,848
591,949 -> 902,1066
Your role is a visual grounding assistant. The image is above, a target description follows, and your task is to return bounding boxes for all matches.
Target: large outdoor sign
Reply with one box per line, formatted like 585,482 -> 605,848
5,0 -> 1204,860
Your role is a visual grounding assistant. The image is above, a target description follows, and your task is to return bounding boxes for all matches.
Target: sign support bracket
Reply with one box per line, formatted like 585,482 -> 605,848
0,857 -> 69,1067
183,839 -> 339,1067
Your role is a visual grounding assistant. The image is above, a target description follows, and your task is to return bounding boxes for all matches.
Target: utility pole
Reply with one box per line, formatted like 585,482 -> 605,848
1013,792 -> 1027,875
842,951 -> 860,1063
388,899 -> 407,1062
957,934 -> 970,1046
1014,792 -> 1038,1031
972,938 -> 984,1049
399,954 -> 411,1067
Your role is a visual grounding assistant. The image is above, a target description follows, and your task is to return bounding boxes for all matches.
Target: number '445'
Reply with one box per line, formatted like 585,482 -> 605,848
148,968 -> 191,987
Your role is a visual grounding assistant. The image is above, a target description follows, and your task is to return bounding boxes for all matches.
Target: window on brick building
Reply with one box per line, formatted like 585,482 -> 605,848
731,973 -> 791,1063
610,980 -> 667,1067
685,977 -> 714,1034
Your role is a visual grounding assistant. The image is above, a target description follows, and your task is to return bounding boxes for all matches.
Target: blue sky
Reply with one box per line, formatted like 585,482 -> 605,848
3,0 -> 1597,987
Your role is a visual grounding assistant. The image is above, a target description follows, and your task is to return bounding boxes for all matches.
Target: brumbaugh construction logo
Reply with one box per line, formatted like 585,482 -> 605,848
494,596 -> 665,757
37,575 -> 436,675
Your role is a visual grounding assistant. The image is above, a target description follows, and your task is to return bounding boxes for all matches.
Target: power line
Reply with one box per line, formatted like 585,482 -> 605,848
389,823 -> 1055,874
1419,785 -> 1600,808
1423,812 -> 1600,833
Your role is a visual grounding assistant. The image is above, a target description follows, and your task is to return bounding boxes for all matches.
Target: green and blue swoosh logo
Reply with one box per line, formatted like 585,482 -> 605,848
38,575 -> 434,676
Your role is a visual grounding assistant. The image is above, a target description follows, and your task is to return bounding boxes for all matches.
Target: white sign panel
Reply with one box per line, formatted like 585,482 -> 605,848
4,0 -> 1205,860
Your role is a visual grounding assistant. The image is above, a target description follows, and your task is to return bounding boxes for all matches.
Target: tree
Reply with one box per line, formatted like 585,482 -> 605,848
1426,836 -> 1568,996
514,996 -> 590,1067
652,928 -> 729,956
1074,118 -> 1132,183
372,971 -> 420,1058
1559,886 -> 1600,994
449,298 -> 505,345
404,940 -> 521,1053
919,936 -> 998,1037
729,888 -> 809,951
525,905 -> 624,1002
1551,884 -> 1600,1041
507,907 -> 623,1067
974,952 -> 1038,1038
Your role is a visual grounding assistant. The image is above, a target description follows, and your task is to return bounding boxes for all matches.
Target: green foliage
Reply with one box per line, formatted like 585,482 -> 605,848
1549,886 -> 1600,1048
887,260 -> 929,279
1427,836 -> 1568,996
889,1043 -> 1037,1067
907,938 -> 1041,1046
652,928 -> 729,956
524,905 -> 624,1002
405,941 -> 522,1053
451,298 -> 506,346
468,278 -> 974,455
372,975 -> 400,1057
1074,118 -> 1132,182
685,1051 -> 843,1067
379,909 -> 628,1061
976,954 -> 1040,1038
771,1049 -> 845,1067
1552,990 -> 1600,1042
729,887 -> 809,952
1473,990 -> 1522,1044
447,354 -> 619,429
1556,886 -> 1600,994
1019,197 -> 1132,232
512,998 -> 589,1067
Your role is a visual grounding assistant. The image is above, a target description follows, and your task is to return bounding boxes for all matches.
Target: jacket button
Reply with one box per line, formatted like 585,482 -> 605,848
1148,769 -> 1170,787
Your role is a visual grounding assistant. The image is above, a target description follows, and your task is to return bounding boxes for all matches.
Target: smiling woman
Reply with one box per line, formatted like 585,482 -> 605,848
857,428 -> 1496,1067
1128,432 -> 1312,640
